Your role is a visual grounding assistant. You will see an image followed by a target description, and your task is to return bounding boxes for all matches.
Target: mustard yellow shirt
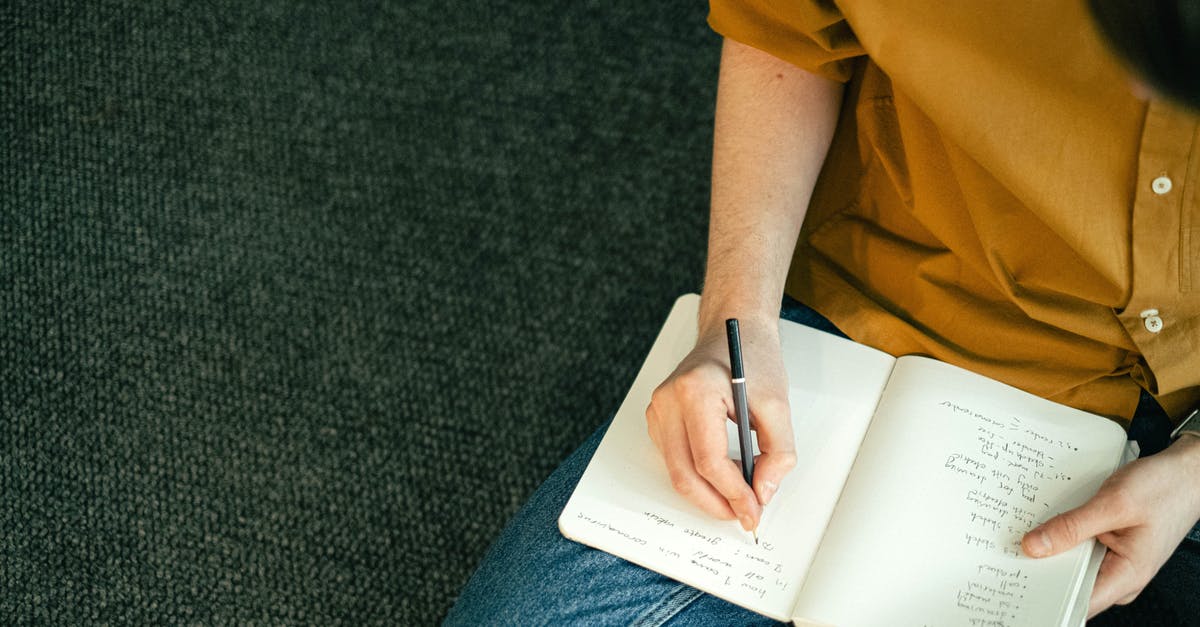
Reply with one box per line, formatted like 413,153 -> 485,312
709,0 -> 1200,423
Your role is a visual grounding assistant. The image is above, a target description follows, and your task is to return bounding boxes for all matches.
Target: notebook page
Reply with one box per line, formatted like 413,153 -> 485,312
792,356 -> 1126,627
559,294 -> 896,620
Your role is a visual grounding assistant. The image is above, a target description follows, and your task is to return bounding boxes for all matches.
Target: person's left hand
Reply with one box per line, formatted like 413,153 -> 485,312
1021,435 -> 1200,618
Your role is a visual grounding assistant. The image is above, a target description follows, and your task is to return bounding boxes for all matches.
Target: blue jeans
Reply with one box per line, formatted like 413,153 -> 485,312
445,297 -> 1200,626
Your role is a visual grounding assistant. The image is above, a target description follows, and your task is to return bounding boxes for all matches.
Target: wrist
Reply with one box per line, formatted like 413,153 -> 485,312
697,307 -> 779,345
1169,432 -> 1200,465
698,291 -> 781,333
1171,434 -> 1200,526
1164,435 -> 1200,518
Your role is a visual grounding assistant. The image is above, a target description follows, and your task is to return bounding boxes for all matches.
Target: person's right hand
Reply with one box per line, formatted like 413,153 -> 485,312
645,317 -> 796,532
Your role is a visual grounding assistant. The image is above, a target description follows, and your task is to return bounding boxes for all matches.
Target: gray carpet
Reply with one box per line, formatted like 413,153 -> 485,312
3,1 -> 716,623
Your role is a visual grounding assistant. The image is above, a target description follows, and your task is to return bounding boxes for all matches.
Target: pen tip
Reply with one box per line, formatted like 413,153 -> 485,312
754,531 -> 759,545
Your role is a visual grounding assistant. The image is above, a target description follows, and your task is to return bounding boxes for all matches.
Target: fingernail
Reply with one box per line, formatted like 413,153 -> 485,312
740,515 -> 754,531
760,481 -> 778,506
1029,531 -> 1051,557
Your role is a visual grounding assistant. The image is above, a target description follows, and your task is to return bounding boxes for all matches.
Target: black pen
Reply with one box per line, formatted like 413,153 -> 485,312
725,318 -> 758,544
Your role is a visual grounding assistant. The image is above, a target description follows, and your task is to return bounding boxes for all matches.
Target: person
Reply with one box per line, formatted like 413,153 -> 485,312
445,1 -> 1200,624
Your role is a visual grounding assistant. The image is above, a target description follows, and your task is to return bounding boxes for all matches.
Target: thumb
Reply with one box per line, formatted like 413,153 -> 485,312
1022,493 -> 1128,558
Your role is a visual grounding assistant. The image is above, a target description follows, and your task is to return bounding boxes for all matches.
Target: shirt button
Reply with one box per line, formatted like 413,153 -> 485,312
1152,175 -> 1173,195
1140,308 -> 1163,333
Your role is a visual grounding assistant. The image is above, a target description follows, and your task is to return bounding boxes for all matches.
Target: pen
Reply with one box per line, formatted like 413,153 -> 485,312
725,318 -> 758,544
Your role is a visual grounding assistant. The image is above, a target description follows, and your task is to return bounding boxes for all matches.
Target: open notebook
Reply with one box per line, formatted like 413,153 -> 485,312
559,294 -> 1132,626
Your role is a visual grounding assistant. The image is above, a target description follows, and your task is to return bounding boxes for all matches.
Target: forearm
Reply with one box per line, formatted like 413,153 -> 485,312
698,38 -> 843,335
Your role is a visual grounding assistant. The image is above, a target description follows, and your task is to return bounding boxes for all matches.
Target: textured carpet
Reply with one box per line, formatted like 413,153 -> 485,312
3,1 -> 717,623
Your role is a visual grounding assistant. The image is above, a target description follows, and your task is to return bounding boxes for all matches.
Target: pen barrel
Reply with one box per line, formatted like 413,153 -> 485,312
725,319 -> 745,380
731,379 -> 754,484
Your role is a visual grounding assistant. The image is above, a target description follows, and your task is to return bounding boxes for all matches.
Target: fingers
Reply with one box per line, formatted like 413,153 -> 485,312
1031,453 -> 1200,619
1022,488 -> 1135,558
686,405 -> 760,529
646,368 -> 780,529
647,400 -> 736,521
1026,486 -> 1146,618
1087,549 -> 1143,618
646,325 -> 795,532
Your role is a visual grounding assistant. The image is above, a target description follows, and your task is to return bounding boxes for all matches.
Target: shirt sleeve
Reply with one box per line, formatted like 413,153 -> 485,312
708,0 -> 865,83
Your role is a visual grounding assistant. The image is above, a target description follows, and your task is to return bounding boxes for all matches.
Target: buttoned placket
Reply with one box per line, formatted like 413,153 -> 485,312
1117,100 -> 1200,404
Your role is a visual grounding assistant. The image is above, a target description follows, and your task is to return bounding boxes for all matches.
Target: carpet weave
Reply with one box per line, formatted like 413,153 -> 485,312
3,1 -> 717,623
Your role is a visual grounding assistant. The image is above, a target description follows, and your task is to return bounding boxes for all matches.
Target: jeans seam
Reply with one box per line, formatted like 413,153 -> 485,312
629,583 -> 704,627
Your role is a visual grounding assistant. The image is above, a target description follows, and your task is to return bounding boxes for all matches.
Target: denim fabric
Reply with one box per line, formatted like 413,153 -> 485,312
440,415 -> 785,627
445,297 -> 1200,626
